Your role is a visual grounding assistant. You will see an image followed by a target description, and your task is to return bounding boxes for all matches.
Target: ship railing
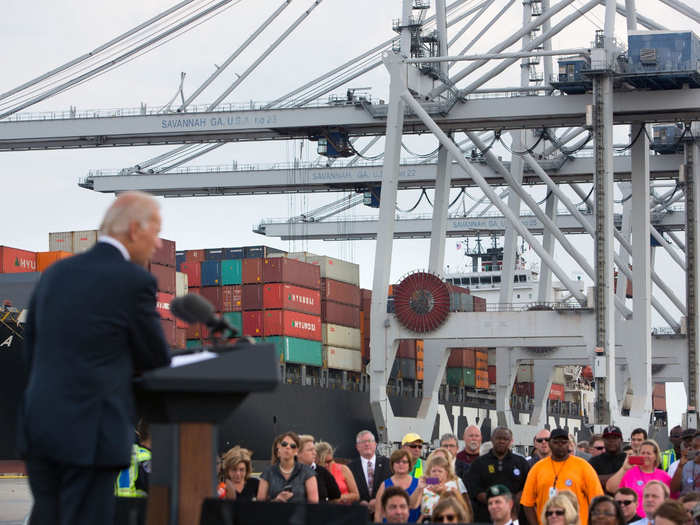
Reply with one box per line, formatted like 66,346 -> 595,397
485,301 -> 585,312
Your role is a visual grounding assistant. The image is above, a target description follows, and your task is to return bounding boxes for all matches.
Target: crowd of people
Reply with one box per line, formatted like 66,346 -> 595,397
206,423 -> 700,524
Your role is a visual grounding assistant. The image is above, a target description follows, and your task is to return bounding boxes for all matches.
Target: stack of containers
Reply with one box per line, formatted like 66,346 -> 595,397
475,349 -> 489,389
0,246 -> 37,274
652,383 -> 666,411
360,289 -> 371,364
446,348 -> 486,388
49,230 -> 99,254
285,252 -> 362,373
36,251 -> 72,271
149,239 -> 179,349
488,349 -> 496,387
514,363 -> 534,397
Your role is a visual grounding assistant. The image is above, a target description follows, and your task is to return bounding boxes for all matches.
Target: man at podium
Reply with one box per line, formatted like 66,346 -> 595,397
17,191 -> 172,525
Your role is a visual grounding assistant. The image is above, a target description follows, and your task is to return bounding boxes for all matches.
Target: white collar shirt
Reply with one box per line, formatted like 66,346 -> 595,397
98,235 -> 130,261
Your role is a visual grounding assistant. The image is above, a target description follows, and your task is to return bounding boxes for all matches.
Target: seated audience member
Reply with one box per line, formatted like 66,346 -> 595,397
316,441 -> 360,504
257,431 -> 319,504
382,486 -> 411,524
630,480 -> 670,525
614,488 -> 641,523
652,500 -> 691,525
588,495 -> 626,525
487,484 -> 515,525
217,446 -> 259,501
296,435 -> 340,503
541,493 -> 581,525
432,495 -> 471,523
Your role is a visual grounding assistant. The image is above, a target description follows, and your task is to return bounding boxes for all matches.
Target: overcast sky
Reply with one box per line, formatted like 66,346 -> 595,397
1,0 -> 698,426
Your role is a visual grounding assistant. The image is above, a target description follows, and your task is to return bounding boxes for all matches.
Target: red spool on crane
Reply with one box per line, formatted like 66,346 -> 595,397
393,271 -> 450,333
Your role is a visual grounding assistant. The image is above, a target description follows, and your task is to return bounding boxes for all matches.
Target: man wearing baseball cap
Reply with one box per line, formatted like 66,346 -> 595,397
488,484 -> 516,525
401,433 -> 424,478
521,428 -> 604,525
589,425 -> 627,494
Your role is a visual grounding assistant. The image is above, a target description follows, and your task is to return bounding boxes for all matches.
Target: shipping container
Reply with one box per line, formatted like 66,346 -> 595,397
176,272 -> 188,297
224,247 -> 245,259
263,310 -> 322,341
242,284 -> 263,310
514,382 -> 535,397
150,263 -> 176,294
152,238 -> 176,267
186,339 -> 202,350
160,318 -> 176,346
321,301 -> 360,328
242,258 -> 263,284
221,259 -> 243,285
175,328 -> 186,349
263,257 -> 321,290
200,286 -> 224,311
320,278 -> 361,306
185,250 -> 205,262
321,323 -> 361,350
185,322 -> 208,341
475,349 -> 488,371
475,369 -> 489,389
156,292 -> 174,321
549,383 -> 565,401
416,340 -> 424,359
447,286 -> 474,312
488,365 -> 496,384
176,251 -> 186,270
362,337 -> 370,363
446,368 -> 464,386
36,251 -> 72,272
464,368 -> 476,388
49,231 -> 73,253
180,262 -> 201,287
267,336 -> 322,367
447,348 -> 476,368
285,252 -> 360,285
416,359 -> 424,381
242,311 -> 264,337
222,311 -> 243,334
516,363 -> 534,383
72,230 -> 98,253
262,283 -> 321,315
653,395 -> 667,412
653,382 -> 666,397
397,340 -> 417,359
201,261 -> 222,287
324,346 -> 362,371
473,296 -> 487,312
396,358 -> 417,380
204,248 -> 227,261
222,285 -> 242,312
0,247 -> 37,274
245,245 -> 286,259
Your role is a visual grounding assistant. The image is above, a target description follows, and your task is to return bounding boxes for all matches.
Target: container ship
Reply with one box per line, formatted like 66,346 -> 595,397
0,236 -> 665,461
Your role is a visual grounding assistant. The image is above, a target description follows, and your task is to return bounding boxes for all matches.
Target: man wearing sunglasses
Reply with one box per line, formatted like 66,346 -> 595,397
402,433 -> 425,477
590,435 -> 605,458
527,429 -> 551,467
589,426 -> 627,495
614,488 -> 642,523
662,426 -> 684,472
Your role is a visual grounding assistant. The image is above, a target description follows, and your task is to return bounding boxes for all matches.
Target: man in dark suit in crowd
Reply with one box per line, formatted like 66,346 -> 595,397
18,191 -> 172,525
349,430 -> 392,516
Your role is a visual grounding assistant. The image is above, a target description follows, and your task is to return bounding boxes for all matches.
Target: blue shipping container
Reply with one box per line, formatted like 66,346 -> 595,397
244,245 -> 285,259
201,261 -> 222,286
204,248 -> 227,261
627,30 -> 700,74
176,251 -> 185,271
224,247 -> 245,259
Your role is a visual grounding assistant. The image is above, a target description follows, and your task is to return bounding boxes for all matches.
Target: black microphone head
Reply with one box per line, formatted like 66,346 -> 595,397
170,293 -> 215,324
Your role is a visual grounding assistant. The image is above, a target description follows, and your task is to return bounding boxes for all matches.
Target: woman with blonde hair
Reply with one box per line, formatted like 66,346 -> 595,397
426,448 -> 470,498
217,446 -> 259,501
431,495 -> 471,523
315,441 -> 360,504
541,493 -> 580,525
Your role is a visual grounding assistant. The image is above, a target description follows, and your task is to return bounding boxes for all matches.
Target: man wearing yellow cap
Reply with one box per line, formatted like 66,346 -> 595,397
402,433 -> 424,478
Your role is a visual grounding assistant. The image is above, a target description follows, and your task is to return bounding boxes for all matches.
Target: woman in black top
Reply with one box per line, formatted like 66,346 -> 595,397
257,431 -> 319,504
218,446 -> 259,501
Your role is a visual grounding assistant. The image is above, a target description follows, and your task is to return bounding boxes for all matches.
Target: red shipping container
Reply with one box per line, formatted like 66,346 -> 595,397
653,395 -> 667,412
514,382 -> 534,397
242,284 -> 263,310
653,382 -> 666,397
321,278 -> 361,306
222,285 -> 242,312
156,292 -> 174,321
152,238 -> 176,267
362,338 -> 370,363
175,328 -> 186,349
150,263 -> 176,294
242,311 -> 264,337
200,286 -> 224,311
263,258 -> 321,290
321,301 -> 360,328
263,310 -> 322,341
262,283 -> 321,315
185,249 -> 205,262
175,317 -> 187,329
549,383 -> 565,401
473,296 -> 487,312
488,365 -> 496,384
397,340 -> 416,359
242,258 -> 263,284
0,246 -> 37,273
160,318 -> 176,346
180,262 -> 201,287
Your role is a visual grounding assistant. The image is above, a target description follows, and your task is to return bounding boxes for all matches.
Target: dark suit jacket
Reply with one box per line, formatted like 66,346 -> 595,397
18,242 -> 171,468
348,454 -> 391,502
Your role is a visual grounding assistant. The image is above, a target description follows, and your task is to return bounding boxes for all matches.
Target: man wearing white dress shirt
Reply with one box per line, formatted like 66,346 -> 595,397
348,430 -> 391,515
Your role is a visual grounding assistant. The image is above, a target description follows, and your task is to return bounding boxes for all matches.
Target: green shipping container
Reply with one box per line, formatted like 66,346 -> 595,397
222,311 -> 243,334
464,368 -> 476,388
446,368 -> 464,386
186,339 -> 202,350
221,259 -> 243,285
265,336 -> 322,366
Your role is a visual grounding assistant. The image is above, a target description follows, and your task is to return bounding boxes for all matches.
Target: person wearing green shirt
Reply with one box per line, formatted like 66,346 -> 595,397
401,433 -> 424,478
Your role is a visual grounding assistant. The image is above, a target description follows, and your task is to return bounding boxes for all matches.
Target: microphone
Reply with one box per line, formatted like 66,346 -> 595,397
170,294 -> 238,336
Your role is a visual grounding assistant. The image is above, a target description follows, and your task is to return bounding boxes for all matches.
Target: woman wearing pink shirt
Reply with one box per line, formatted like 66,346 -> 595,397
606,440 -> 671,517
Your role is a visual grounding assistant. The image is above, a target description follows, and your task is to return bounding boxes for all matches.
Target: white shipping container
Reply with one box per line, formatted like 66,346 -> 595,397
176,272 -> 189,297
516,363 -> 534,383
286,252 -> 360,286
72,230 -> 98,253
552,366 -> 566,384
487,349 -> 496,366
323,345 -> 362,372
322,323 -> 361,350
49,232 -> 73,253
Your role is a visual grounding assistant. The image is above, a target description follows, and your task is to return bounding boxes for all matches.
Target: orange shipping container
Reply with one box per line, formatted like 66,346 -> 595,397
36,251 -> 72,272
0,246 -> 37,274
475,349 -> 488,370
549,383 -> 565,401
416,340 -> 424,360
475,369 -> 489,389
416,359 -> 424,381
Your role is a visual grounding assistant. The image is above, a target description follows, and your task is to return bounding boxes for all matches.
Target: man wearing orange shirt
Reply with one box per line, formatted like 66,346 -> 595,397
521,428 -> 604,525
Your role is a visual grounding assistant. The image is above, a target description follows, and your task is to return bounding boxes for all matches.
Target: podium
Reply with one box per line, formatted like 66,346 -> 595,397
134,343 -> 279,525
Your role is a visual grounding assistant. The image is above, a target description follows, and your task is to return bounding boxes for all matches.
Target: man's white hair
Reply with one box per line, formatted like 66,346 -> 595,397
99,191 -> 159,237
